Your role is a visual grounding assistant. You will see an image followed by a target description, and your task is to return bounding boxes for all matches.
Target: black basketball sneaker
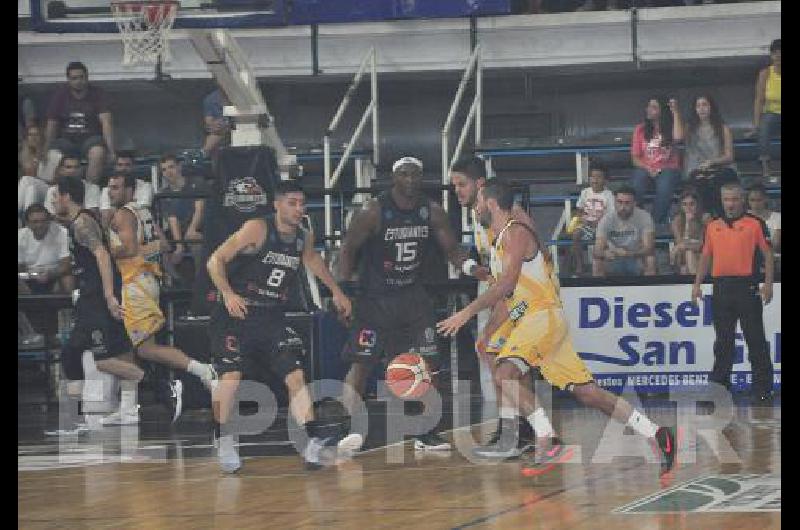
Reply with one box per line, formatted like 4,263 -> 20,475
654,426 -> 676,476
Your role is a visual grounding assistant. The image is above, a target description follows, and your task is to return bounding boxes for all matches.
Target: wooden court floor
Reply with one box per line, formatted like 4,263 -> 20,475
19,400 -> 780,529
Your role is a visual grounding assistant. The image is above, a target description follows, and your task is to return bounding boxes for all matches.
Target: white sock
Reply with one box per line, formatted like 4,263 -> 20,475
120,381 -> 138,414
187,360 -> 209,380
527,407 -> 555,438
626,409 -> 658,438
499,407 -> 516,420
218,433 -> 236,453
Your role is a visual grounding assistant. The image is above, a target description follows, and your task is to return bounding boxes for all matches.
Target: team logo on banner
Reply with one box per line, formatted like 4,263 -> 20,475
224,177 -> 268,213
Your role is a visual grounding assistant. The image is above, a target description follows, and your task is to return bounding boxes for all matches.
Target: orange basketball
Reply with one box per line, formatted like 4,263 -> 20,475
386,353 -> 432,399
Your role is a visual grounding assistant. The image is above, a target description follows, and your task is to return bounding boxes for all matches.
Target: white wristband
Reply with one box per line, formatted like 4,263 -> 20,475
462,258 -> 478,276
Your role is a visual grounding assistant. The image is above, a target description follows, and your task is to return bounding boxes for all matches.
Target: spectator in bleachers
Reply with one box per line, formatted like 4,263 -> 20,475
569,162 -> 614,276
202,87 -> 232,158
99,151 -> 154,228
19,125 -> 61,217
682,94 -> 737,218
592,185 -> 657,277
630,96 -> 684,231
747,184 -> 780,255
158,153 -> 206,286
18,204 -> 73,295
669,189 -> 710,275
44,152 -> 101,222
751,39 -> 781,183
44,62 -> 114,186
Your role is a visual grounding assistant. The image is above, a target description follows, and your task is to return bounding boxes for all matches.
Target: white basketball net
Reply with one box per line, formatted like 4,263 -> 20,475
111,1 -> 179,65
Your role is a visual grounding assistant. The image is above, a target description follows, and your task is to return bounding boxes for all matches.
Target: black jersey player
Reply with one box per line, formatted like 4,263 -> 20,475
338,157 -> 472,451
206,180 -> 362,472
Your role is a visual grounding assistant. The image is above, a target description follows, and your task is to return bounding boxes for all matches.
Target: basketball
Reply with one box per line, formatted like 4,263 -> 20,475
386,353 -> 432,399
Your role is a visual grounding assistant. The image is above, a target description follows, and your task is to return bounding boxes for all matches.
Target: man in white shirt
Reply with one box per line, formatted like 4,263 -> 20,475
44,153 -> 100,221
570,164 -> 615,276
99,152 -> 153,228
18,203 -> 73,294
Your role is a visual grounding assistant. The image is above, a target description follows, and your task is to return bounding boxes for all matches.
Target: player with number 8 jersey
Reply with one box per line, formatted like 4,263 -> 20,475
206,180 -> 361,473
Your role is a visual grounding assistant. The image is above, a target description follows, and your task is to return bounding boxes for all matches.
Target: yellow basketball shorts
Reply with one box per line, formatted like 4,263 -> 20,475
488,306 -> 594,391
121,272 -> 166,347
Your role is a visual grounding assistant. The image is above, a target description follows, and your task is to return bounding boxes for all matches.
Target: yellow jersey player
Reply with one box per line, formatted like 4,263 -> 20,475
107,173 -> 217,424
450,157 -> 557,458
438,180 -> 676,476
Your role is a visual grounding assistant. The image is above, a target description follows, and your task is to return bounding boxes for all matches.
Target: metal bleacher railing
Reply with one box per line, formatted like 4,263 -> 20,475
442,44 -> 483,271
323,47 -> 378,252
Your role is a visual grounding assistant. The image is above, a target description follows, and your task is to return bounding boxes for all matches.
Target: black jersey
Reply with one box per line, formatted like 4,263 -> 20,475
227,216 -> 306,308
67,209 -> 119,299
359,191 -> 433,295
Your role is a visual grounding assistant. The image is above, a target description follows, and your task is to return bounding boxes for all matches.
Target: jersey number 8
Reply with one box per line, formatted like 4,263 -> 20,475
266,268 -> 286,287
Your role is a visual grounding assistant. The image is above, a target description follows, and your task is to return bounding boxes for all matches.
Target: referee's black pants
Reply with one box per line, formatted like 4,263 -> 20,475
710,278 -> 773,396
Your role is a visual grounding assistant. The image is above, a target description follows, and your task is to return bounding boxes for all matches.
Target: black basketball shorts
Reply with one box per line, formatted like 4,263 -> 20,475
208,305 -> 305,380
342,285 -> 438,364
61,295 -> 134,381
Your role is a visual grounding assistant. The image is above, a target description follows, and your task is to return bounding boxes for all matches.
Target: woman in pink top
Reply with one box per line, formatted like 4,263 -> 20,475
630,96 -> 684,227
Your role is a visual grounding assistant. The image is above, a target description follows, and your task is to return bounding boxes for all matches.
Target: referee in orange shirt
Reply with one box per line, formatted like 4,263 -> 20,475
691,182 -> 775,403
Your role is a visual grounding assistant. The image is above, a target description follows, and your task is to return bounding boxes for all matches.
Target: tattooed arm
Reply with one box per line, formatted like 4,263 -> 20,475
73,213 -> 123,319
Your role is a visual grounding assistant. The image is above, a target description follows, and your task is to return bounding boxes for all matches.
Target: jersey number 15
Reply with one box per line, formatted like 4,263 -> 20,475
395,241 -> 417,263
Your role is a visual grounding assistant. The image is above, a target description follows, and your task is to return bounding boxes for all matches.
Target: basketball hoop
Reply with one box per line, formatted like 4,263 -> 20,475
111,0 -> 179,66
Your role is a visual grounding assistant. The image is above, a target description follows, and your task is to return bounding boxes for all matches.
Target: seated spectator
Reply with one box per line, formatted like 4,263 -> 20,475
158,153 -> 207,286
747,184 -> 780,256
681,94 -> 738,217
570,162 -> 614,276
99,151 -> 154,228
19,124 -> 61,217
630,96 -> 684,231
669,189 -> 711,275
18,203 -> 73,295
593,185 -> 657,277
202,87 -> 232,158
44,152 -> 101,222
44,62 -> 114,185
751,39 -> 781,183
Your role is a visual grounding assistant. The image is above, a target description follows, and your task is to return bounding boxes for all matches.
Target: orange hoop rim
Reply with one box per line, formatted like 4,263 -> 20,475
111,0 -> 179,18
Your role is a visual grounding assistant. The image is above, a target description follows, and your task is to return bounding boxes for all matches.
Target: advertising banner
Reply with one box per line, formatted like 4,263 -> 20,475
561,283 -> 781,392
